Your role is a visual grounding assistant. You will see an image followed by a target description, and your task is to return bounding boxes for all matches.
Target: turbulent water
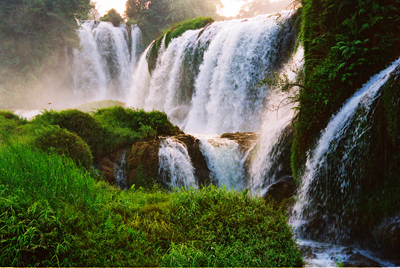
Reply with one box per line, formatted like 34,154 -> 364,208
128,11 -> 297,134
72,21 -> 143,101
158,137 -> 197,189
290,57 -> 400,239
194,134 -> 246,190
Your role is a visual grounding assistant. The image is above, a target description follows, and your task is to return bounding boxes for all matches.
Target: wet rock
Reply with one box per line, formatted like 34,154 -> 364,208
126,139 -> 160,188
263,125 -> 294,182
172,134 -> 211,186
341,252 -> 381,267
220,132 -> 259,153
264,175 -> 296,203
299,245 -> 317,259
374,212 -> 400,261
98,148 -> 129,185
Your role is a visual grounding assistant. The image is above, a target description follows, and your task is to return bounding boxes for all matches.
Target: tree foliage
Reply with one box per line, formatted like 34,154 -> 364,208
125,0 -> 223,46
100,8 -> 124,27
292,0 -> 400,178
0,0 -> 93,108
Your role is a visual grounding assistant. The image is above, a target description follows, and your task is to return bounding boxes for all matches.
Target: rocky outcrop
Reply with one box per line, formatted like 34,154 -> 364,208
126,139 -> 160,188
264,175 -> 296,203
374,213 -> 400,262
98,148 -> 128,185
172,134 -> 211,187
220,132 -> 259,153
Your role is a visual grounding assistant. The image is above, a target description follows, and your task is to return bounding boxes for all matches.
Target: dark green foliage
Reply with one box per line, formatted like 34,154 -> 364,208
292,0 -> 400,179
0,111 -> 28,136
93,106 -> 176,136
33,126 -> 93,169
100,8 -> 124,27
0,144 -> 303,266
147,17 -> 214,73
32,109 -> 121,159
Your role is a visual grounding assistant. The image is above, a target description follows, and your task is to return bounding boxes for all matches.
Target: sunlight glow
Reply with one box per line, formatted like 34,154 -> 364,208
95,0 -> 127,16
94,0 -> 245,18
218,0 -> 244,17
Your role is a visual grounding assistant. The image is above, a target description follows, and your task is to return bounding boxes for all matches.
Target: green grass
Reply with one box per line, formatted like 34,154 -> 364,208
0,143 -> 303,267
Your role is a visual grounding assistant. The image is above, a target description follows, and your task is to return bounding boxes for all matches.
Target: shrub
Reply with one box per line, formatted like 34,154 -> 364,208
93,106 -> 176,136
32,109 -> 131,159
32,126 -> 93,169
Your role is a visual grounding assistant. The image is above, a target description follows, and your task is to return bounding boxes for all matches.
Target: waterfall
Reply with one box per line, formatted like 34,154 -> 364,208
114,149 -> 128,190
248,48 -> 303,196
158,138 -> 197,189
194,134 -> 246,190
128,11 -> 297,133
72,21 -> 143,101
290,57 -> 400,243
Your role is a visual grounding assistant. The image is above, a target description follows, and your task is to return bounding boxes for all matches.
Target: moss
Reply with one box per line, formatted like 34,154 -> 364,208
292,0 -> 400,178
32,126 -> 93,169
147,17 -> 214,73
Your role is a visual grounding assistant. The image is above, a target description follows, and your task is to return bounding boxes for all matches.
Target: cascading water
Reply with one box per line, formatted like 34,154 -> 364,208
288,57 -> 400,266
72,21 -> 143,102
248,48 -> 303,196
194,134 -> 246,190
128,11 -> 297,133
114,149 -> 128,190
158,137 -> 197,189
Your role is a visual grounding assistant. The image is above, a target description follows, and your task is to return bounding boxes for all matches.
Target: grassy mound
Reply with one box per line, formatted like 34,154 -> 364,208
0,144 -> 303,267
32,126 -> 93,169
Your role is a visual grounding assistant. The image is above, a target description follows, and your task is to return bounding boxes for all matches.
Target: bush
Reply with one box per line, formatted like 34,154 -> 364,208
32,109 -> 132,159
32,126 -> 93,169
0,110 -> 28,136
93,106 -> 176,136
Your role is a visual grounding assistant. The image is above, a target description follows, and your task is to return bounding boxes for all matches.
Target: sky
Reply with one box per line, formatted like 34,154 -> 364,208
95,0 -> 245,18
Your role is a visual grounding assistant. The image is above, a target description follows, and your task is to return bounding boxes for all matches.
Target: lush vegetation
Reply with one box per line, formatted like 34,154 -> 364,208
285,0 -> 400,251
100,8 -> 124,27
147,17 -> 214,72
292,0 -> 400,178
125,0 -> 222,46
0,107 -> 176,163
0,110 -> 303,266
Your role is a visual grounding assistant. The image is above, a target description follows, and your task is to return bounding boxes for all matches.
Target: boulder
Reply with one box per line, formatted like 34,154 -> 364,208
172,134 -> 211,187
264,175 -> 296,203
374,212 -> 400,262
98,148 -> 128,185
220,132 -> 259,153
126,139 -> 160,188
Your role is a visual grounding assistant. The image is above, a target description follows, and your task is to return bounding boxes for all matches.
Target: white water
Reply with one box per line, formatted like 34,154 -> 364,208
249,48 -> 303,196
158,138 -> 197,189
291,57 -> 400,233
194,134 -> 246,190
114,149 -> 128,190
128,12 -> 296,134
72,21 -> 142,102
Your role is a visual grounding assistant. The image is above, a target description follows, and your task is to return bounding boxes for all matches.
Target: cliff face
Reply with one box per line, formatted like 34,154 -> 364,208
293,0 -> 400,179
